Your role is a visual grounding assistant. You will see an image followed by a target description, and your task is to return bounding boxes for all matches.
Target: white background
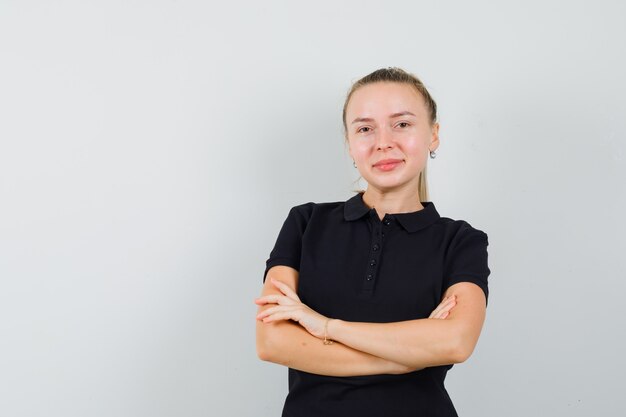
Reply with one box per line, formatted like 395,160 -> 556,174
1,1 -> 624,416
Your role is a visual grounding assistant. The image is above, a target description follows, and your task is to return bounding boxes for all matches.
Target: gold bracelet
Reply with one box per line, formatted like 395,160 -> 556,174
323,318 -> 334,345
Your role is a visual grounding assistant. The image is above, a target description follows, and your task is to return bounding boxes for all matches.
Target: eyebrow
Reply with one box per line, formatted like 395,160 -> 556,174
351,111 -> 417,125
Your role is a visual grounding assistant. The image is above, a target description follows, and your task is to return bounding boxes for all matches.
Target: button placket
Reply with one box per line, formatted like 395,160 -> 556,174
363,215 -> 387,292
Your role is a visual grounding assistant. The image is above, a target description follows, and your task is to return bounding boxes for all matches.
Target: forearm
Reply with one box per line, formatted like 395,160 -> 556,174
327,318 -> 464,369
325,283 -> 487,368
256,319 -> 422,377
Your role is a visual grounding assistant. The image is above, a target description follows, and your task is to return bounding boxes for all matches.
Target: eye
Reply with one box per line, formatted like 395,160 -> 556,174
357,126 -> 371,133
397,122 -> 410,128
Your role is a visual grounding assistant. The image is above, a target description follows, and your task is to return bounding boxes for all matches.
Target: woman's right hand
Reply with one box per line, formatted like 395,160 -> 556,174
428,295 -> 457,319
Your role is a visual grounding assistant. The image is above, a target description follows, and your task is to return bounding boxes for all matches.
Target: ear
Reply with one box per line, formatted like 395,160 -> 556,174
430,122 -> 440,152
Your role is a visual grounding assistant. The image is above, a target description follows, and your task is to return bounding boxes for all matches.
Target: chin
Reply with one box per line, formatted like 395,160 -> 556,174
367,181 -> 406,192
365,175 -> 418,190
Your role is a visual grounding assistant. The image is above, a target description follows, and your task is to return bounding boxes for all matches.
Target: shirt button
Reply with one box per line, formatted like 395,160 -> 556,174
382,232 -> 385,238
383,219 -> 391,226
366,274 -> 373,281
373,244 -> 379,251
370,259 -> 376,266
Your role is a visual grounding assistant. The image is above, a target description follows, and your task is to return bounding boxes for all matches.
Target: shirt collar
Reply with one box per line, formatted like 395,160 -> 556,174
344,192 -> 441,233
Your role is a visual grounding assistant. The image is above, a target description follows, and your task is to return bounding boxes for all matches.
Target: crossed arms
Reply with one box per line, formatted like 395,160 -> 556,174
255,265 -> 486,377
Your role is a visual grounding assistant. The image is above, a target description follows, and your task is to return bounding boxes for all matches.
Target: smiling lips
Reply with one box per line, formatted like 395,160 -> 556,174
373,158 -> 404,171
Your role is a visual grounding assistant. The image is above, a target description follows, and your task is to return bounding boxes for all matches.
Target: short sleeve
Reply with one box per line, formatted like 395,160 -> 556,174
262,204 -> 313,283
443,224 -> 491,306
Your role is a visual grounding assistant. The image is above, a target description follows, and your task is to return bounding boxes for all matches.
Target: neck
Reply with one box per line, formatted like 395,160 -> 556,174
361,186 -> 424,220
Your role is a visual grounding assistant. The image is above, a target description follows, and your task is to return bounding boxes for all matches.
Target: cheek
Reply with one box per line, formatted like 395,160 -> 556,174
350,141 -> 371,158
403,134 -> 430,153
406,142 -> 426,154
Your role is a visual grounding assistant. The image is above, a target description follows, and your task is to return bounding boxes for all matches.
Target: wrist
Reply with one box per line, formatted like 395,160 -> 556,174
323,317 -> 335,345
326,318 -> 342,343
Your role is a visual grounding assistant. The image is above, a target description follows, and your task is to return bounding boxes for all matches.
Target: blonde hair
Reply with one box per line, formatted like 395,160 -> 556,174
342,67 -> 438,202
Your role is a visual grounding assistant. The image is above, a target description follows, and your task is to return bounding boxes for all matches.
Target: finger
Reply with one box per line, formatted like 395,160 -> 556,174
271,278 -> 301,301
261,308 -> 301,324
430,306 -> 449,319
436,300 -> 456,318
442,296 -> 456,310
430,308 -> 444,319
440,294 -> 455,304
430,296 -> 456,318
256,305 -> 284,320
255,294 -> 294,306
270,278 -> 300,301
429,296 -> 450,317
257,305 -> 291,320
255,296 -> 276,305
256,305 -> 300,321
438,295 -> 456,310
437,298 -> 456,315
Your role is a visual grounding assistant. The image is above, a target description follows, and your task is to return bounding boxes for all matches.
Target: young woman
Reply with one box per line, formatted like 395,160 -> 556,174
255,67 -> 491,417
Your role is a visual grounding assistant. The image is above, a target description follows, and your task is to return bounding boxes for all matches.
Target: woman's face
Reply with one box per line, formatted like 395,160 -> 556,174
345,82 -> 439,193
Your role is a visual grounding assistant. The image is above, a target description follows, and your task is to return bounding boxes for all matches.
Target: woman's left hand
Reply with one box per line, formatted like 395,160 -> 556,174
255,278 -> 328,339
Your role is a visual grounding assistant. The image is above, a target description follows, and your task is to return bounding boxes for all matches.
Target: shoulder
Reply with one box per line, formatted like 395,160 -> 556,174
434,212 -> 489,243
287,199 -> 346,221
434,212 -> 490,269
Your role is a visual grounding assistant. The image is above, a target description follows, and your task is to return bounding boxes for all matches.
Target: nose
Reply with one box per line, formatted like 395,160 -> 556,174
375,126 -> 394,150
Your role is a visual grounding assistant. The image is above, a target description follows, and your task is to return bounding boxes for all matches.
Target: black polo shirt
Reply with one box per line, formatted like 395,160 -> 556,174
262,191 -> 491,417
